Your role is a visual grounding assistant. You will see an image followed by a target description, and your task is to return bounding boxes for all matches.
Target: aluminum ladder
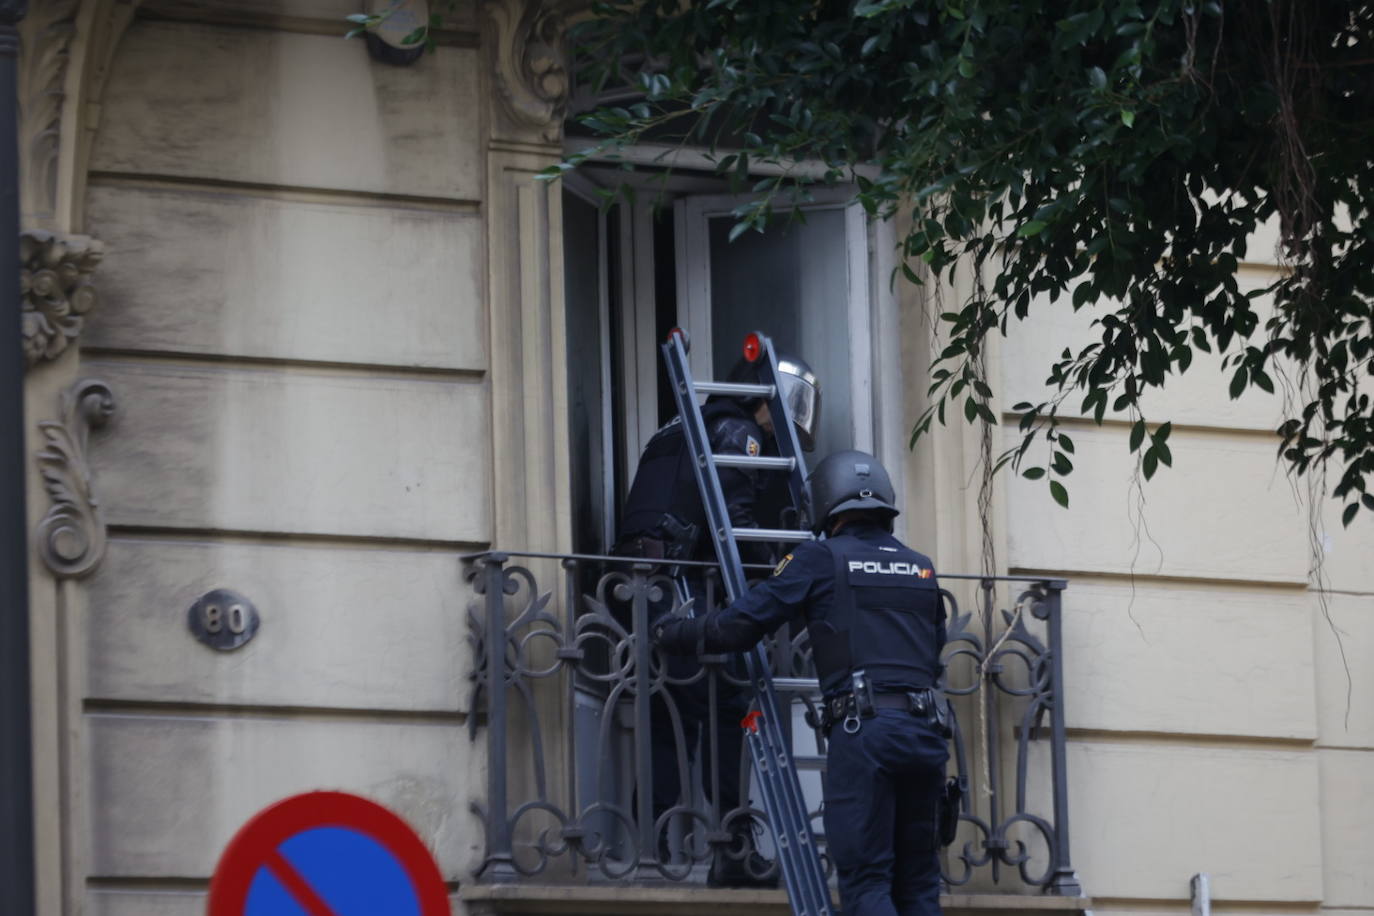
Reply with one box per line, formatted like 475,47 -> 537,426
660,328 -> 835,916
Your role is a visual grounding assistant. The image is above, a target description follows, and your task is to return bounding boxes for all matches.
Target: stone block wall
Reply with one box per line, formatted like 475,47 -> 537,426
991,220 -> 1373,915
65,3 -> 502,913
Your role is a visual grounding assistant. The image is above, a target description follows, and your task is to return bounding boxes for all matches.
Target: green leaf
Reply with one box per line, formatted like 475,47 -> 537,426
1154,421 -> 1172,443
1120,109 -> 1135,127
853,0 -> 891,17
1018,220 -> 1047,238
1023,467 -> 1046,480
1058,433 -> 1075,453
1049,480 -> 1069,508
1362,493 -> 1374,511
1088,67 -> 1107,90
1342,502 -> 1359,527
1129,419 -> 1146,453
1052,451 -> 1074,474
1229,367 -> 1248,399
1142,448 -> 1159,480
958,57 -> 975,78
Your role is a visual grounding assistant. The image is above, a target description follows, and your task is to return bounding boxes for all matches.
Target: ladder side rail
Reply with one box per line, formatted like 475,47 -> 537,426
661,333 -> 834,916
660,336 -> 749,602
660,336 -> 821,908
754,337 -> 812,526
742,646 -> 832,915
741,335 -> 833,910
744,723 -> 826,916
742,721 -> 810,912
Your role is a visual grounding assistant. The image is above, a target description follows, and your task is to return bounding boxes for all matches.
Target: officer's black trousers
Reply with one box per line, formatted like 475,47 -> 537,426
823,709 -> 949,916
641,577 -> 751,849
649,673 -> 748,827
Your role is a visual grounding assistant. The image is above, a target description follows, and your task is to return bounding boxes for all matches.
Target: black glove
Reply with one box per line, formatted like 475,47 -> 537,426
653,615 -> 705,655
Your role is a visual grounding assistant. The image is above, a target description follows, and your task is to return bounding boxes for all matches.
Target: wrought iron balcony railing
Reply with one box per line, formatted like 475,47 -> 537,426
465,551 -> 1081,895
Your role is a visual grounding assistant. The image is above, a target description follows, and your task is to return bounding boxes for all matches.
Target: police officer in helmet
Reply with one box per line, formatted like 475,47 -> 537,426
618,351 -> 821,559
614,348 -> 821,888
654,450 -> 949,916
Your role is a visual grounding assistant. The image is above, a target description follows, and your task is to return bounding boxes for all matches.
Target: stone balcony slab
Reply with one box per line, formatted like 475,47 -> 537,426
461,884 -> 1092,916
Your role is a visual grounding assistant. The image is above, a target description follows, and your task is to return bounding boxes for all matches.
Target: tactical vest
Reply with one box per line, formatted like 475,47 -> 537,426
618,399 -> 759,553
807,533 -> 944,695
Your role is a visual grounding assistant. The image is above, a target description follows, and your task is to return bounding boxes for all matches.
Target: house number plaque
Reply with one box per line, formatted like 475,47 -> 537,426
188,588 -> 260,651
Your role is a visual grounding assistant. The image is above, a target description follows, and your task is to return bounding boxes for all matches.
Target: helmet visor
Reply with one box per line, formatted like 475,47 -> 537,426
778,363 -> 820,451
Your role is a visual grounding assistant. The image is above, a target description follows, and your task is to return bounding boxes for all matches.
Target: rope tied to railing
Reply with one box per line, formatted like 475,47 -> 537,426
974,588 -> 1028,798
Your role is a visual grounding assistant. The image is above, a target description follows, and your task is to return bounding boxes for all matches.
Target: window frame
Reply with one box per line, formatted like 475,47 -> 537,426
672,189 -> 876,456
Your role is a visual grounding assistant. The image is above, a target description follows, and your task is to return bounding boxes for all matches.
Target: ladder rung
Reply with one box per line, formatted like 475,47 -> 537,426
772,677 -> 821,693
713,454 -> 796,471
695,381 -> 776,398
731,527 -> 815,542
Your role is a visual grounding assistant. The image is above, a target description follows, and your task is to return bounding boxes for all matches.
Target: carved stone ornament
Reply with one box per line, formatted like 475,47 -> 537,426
18,0 -> 143,230
19,0 -> 80,227
21,229 -> 103,369
484,0 -> 571,144
35,378 -> 116,579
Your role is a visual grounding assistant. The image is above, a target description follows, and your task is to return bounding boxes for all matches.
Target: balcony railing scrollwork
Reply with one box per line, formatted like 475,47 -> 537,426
465,550 -> 1081,895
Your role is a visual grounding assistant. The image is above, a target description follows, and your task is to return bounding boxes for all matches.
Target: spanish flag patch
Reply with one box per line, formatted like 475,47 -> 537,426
747,435 -> 761,457
773,553 -> 793,576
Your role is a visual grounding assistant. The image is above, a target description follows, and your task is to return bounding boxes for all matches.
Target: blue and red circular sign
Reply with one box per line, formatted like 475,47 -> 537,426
208,791 -> 449,916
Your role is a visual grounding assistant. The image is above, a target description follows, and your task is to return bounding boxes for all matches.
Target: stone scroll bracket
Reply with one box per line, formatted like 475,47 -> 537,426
483,0 -> 576,146
35,377 -> 116,579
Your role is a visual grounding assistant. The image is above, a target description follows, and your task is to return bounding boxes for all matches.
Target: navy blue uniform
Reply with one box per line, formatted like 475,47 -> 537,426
616,397 -> 775,874
692,521 -> 949,916
619,397 -> 772,565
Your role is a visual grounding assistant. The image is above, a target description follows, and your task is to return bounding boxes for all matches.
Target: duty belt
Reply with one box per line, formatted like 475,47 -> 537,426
611,535 -> 667,560
811,687 -> 945,735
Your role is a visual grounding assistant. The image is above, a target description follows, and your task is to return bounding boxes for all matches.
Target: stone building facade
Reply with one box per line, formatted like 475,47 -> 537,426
14,1 -> 1372,915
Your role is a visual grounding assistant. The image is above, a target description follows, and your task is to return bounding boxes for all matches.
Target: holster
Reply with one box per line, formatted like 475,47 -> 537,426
658,512 -> 700,561
938,776 -> 965,847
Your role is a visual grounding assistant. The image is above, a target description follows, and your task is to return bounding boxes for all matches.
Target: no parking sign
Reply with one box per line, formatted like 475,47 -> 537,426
207,791 -> 449,916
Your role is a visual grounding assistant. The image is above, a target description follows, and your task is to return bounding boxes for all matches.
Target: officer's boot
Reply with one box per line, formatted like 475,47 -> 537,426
707,820 -> 779,889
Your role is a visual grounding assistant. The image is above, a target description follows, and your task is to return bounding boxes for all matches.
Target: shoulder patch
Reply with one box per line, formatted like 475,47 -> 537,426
746,435 -> 761,457
773,553 -> 793,576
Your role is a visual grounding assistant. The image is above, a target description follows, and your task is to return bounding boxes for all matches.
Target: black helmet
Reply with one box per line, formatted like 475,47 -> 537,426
724,350 -> 822,451
807,450 -> 899,533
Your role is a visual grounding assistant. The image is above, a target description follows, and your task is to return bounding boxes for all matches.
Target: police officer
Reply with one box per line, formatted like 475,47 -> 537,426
654,450 -> 949,916
617,351 -> 820,563
614,351 -> 820,888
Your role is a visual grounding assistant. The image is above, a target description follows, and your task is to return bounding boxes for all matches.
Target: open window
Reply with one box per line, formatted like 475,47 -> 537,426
562,167 -> 892,553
